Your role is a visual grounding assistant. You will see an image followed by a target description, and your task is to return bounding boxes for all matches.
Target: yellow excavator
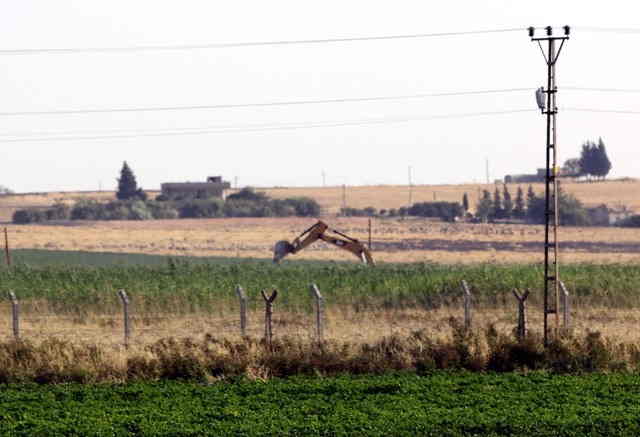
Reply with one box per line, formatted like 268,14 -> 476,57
273,220 -> 374,265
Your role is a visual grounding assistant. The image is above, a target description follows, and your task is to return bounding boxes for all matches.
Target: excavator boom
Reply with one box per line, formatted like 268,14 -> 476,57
273,220 -> 374,265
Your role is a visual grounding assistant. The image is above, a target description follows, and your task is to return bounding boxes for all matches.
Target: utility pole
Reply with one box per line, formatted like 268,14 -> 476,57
322,171 -> 326,187
529,25 -> 570,346
485,158 -> 490,184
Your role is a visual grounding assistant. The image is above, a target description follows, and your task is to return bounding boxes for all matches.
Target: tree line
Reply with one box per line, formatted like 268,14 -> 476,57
12,162 -> 321,223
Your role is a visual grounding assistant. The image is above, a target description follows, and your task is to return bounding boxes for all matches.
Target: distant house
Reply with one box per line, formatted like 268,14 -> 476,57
504,169 -> 546,184
161,176 -> 231,200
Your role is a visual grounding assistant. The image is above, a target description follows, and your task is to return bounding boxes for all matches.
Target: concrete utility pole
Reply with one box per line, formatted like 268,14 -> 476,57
529,25 -> 570,346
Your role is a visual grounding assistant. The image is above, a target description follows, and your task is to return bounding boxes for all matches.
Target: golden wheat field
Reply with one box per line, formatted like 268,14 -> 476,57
1,216 -> 639,264
0,180 -> 639,264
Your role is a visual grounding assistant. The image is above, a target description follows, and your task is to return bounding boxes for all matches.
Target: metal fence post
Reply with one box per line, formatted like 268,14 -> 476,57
8,291 -> 19,339
512,288 -> 530,341
235,285 -> 248,337
309,283 -> 324,341
261,289 -> 278,347
117,289 -> 131,347
461,280 -> 472,330
559,281 -> 571,334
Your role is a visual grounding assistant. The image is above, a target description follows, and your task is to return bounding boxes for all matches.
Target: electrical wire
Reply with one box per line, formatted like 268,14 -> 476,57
564,86 -> 640,93
0,108 -> 537,143
0,88 -> 532,117
0,28 -> 523,56
563,107 -> 640,114
575,26 -> 640,34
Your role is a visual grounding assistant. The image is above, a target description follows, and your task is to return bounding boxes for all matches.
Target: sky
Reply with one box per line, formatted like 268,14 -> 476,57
1,1 -> 639,192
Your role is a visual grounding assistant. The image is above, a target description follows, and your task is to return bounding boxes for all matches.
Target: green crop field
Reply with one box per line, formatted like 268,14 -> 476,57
1,250 -> 640,313
2,372 -> 640,436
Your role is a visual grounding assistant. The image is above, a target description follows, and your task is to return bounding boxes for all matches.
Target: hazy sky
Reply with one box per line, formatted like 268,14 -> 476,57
1,1 -> 639,192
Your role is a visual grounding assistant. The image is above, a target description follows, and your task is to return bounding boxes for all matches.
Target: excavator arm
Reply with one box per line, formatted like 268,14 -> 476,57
273,220 -> 374,265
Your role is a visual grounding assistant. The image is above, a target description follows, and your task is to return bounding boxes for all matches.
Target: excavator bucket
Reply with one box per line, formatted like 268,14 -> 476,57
273,240 -> 295,263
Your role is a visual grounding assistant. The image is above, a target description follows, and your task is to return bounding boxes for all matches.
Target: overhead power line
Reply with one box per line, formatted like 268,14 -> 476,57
0,88 -> 531,117
0,27 -> 523,55
563,107 -> 640,114
575,26 -> 640,34
564,86 -> 640,93
0,108 -> 536,143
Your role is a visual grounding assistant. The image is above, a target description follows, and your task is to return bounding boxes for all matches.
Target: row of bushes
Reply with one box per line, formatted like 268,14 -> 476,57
341,201 -> 463,222
12,196 -> 321,224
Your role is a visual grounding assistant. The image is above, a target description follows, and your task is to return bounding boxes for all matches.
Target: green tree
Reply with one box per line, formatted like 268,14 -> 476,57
526,185 -> 536,214
0,185 -> 12,195
462,193 -> 469,213
580,140 -> 602,180
562,157 -> 582,178
513,186 -> 525,218
594,137 -> 612,180
502,185 -> 513,218
116,162 -> 145,200
475,190 -> 493,222
493,187 -> 503,219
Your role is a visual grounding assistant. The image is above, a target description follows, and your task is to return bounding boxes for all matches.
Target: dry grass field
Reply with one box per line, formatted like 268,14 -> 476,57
0,179 -> 639,264
3,216 -> 640,264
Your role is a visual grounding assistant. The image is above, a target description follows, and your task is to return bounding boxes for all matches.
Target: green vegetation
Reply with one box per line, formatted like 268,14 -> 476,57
12,187 -> 321,223
1,251 -> 639,313
2,372 -> 640,436
341,201 -> 463,221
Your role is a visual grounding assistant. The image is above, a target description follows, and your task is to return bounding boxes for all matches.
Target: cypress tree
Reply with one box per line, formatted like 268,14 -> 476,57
476,190 -> 493,222
595,137 -> 612,180
462,193 -> 469,213
493,186 -> 503,219
526,185 -> 536,214
502,184 -> 513,218
514,186 -> 525,218
117,161 -> 141,200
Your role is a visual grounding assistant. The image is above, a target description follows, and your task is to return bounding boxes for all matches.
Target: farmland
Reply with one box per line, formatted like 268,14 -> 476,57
3,373 -> 640,436
2,217 -> 640,265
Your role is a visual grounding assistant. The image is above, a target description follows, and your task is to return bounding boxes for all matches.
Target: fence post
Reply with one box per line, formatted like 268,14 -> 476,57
309,283 -> 324,341
461,280 -> 472,330
117,289 -> 131,347
559,281 -> 571,334
4,228 -> 10,268
512,288 -> 530,341
235,285 -> 248,337
261,289 -> 278,347
8,291 -> 19,339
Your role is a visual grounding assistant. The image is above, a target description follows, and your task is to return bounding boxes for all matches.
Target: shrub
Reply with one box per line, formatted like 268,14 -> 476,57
45,202 -> 71,220
408,202 -> 463,222
619,215 -> 640,227
282,197 -> 321,217
226,187 -> 268,202
12,209 -> 47,224
179,199 -> 224,218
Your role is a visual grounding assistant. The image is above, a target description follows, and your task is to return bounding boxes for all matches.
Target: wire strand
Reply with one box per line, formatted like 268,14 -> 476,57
563,107 -> 640,114
0,28 -> 523,55
0,88 -> 532,117
575,26 -> 640,34
0,109 -> 536,143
